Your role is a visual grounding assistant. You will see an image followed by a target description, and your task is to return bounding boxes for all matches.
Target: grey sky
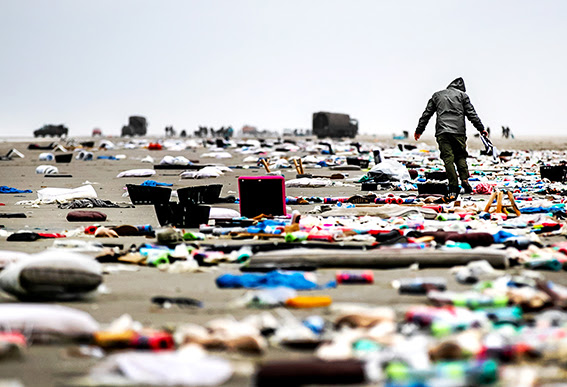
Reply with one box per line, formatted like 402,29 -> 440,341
1,1 -> 565,137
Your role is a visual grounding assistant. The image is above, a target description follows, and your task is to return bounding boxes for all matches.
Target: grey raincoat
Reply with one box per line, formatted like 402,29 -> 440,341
415,77 -> 484,137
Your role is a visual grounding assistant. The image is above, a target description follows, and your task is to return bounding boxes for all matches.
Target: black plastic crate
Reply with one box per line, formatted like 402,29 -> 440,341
126,184 -> 172,205
153,202 -> 210,228
417,183 -> 448,195
55,153 -> 73,163
540,165 -> 567,182
177,184 -> 223,205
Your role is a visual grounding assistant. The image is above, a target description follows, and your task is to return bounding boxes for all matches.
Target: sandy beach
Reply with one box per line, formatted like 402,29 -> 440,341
0,135 -> 566,387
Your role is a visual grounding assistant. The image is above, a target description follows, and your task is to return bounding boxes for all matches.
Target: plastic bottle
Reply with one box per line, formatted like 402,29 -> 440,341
405,306 -> 482,331
93,330 -> 137,349
306,233 -> 335,242
285,231 -> 309,242
436,213 -> 461,221
392,277 -> 447,295
285,295 -> 332,308
336,270 -> 374,284
130,331 -> 175,351
430,319 -> 482,338
428,290 -> 509,309
481,306 -> 523,325
183,231 -> 206,241
523,257 -> 562,271
382,242 -> 428,250
385,359 -> 498,386
141,249 -> 170,266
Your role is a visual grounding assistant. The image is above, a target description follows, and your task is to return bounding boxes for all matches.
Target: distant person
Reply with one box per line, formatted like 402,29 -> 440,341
414,77 -> 488,199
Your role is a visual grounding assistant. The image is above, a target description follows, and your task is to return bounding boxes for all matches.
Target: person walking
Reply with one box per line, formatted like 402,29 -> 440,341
414,77 -> 488,199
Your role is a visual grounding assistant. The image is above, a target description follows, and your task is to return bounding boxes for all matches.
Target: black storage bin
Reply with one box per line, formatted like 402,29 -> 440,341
425,171 -> 447,181
154,202 -> 176,226
177,204 -> 211,228
540,165 -> 567,182
55,153 -> 73,163
177,184 -> 223,205
417,183 -> 448,195
153,202 -> 210,228
127,184 -> 172,205
346,157 -> 369,168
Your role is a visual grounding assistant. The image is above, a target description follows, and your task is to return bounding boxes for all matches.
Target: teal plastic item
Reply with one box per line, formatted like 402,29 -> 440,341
523,258 -> 562,271
352,339 -> 381,354
385,359 -> 498,385
482,306 -> 523,325
444,241 -> 472,249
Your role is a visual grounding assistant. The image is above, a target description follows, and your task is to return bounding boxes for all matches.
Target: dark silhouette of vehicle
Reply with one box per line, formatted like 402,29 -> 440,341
121,116 -> 148,136
312,112 -> 358,138
33,124 -> 69,138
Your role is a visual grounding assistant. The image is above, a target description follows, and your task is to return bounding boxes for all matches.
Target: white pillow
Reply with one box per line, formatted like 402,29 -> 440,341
90,348 -> 233,386
209,207 -> 240,220
37,185 -> 98,201
116,169 -> 156,178
0,304 -> 99,339
0,251 -> 103,300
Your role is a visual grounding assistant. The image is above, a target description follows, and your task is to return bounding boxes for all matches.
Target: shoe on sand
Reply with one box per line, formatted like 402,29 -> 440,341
462,183 -> 474,194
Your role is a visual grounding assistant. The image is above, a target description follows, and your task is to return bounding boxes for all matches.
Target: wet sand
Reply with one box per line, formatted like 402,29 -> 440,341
0,135 -> 566,387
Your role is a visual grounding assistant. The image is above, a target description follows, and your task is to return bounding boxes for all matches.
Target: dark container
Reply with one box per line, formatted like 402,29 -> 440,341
417,183 -> 448,195
153,202 -> 210,228
540,165 -> 567,182
54,153 -> 73,163
126,184 -> 172,205
177,184 -> 223,205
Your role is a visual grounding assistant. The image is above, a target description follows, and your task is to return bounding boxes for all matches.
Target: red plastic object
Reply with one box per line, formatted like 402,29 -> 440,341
130,332 -> 175,351
336,270 -> 374,284
85,225 -> 98,235
148,143 -> 163,150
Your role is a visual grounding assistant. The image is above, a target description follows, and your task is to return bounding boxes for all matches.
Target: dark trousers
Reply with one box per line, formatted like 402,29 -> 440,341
436,133 -> 470,191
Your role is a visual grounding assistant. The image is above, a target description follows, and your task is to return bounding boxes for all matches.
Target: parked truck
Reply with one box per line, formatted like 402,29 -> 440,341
33,124 -> 68,138
312,112 -> 358,139
121,116 -> 148,137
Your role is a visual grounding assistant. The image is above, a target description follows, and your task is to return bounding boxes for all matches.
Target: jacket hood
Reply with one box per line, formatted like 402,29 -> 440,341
447,77 -> 466,92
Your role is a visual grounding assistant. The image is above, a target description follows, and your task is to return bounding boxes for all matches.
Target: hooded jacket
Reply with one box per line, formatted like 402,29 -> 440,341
415,77 -> 484,137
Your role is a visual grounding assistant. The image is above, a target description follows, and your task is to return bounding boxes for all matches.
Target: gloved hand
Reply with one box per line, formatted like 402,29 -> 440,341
414,132 -> 421,141
480,130 -> 489,137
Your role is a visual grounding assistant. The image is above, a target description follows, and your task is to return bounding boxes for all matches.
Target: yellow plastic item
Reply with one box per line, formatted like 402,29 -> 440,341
285,295 -> 332,308
93,330 -> 136,348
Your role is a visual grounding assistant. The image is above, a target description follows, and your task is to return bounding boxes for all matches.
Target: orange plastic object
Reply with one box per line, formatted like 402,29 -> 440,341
285,295 -> 332,308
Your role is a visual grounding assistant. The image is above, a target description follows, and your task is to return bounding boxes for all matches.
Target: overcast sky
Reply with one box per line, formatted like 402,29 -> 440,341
1,1 -> 565,137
